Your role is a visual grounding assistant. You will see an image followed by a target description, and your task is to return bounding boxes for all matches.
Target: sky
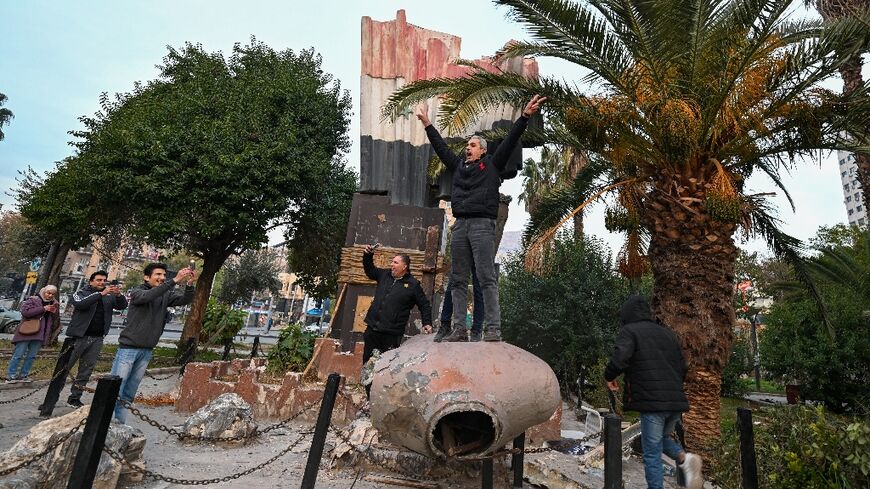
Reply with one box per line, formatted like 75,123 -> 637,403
0,0 -> 862,258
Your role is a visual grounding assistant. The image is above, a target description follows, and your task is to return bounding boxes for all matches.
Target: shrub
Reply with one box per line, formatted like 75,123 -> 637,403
266,323 -> 315,374
721,335 -> 753,397
710,406 -> 870,489
199,298 -> 247,345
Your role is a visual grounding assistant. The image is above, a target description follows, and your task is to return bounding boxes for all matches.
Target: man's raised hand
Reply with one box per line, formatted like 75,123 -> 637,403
523,94 -> 547,118
415,103 -> 431,127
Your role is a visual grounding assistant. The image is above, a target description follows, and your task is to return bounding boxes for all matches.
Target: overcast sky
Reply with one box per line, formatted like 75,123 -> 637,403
1,0 -> 863,257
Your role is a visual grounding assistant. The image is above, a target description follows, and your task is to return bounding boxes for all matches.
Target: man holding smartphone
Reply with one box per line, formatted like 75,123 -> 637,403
39,270 -> 128,415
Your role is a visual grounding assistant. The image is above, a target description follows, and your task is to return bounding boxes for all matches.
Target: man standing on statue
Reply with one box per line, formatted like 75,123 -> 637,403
111,263 -> 195,423
416,95 -> 545,342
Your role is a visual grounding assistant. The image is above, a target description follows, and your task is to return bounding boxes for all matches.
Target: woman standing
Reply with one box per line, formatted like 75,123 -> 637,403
6,285 -> 59,383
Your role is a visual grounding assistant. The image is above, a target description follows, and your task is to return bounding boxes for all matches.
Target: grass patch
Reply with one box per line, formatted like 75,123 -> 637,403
738,378 -> 784,394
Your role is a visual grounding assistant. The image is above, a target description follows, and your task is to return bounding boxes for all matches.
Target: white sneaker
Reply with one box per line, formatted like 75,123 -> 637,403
4,378 -> 18,384
679,453 -> 703,489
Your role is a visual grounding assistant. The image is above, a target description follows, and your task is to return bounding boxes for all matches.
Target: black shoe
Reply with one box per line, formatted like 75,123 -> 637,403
470,330 -> 482,342
66,399 -> 84,408
433,324 -> 451,342
483,328 -> 502,342
443,327 -> 469,342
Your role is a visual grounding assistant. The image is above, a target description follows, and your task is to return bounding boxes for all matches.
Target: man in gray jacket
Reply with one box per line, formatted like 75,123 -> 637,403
111,262 -> 195,423
39,270 -> 127,414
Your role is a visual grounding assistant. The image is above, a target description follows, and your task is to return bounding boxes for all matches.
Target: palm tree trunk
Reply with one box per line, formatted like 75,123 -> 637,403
645,187 -> 738,450
839,57 -> 870,214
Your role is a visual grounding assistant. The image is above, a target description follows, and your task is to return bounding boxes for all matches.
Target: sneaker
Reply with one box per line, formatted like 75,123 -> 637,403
483,328 -> 502,342
469,330 -> 482,342
4,378 -> 18,384
443,327 -> 469,342
67,399 -> 85,408
433,324 -> 451,343
18,377 -> 33,384
679,453 -> 703,489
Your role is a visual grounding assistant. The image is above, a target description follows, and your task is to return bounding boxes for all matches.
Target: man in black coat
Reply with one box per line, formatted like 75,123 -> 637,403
39,270 -> 128,414
361,245 -> 432,372
415,95 -> 545,342
604,294 -> 703,489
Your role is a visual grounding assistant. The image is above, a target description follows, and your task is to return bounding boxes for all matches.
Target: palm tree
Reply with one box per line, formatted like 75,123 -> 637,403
810,0 -> 870,215
520,145 -> 589,237
0,93 -> 13,141
384,0 -> 870,447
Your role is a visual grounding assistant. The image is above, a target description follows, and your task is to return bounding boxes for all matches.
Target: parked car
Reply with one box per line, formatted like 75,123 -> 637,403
302,323 -> 326,335
0,305 -> 22,334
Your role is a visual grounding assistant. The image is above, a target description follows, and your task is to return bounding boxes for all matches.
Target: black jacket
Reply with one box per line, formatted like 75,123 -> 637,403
67,285 -> 129,338
604,295 -> 689,412
363,252 -> 432,336
425,116 -> 529,219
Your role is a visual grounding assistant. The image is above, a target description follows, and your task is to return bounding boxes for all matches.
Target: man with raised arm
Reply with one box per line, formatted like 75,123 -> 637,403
416,95 -> 545,342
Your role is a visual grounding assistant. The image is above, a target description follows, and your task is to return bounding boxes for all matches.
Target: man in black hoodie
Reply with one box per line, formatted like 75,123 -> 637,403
416,95 -> 545,342
361,245 -> 432,395
604,295 -> 703,489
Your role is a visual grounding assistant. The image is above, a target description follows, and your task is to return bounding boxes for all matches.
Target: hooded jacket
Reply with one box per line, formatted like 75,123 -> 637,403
362,252 -> 432,336
425,116 -> 529,219
119,278 -> 194,349
66,285 -> 129,338
604,295 -> 689,412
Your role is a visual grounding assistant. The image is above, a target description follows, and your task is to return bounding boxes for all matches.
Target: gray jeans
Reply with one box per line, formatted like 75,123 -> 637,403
67,336 -> 104,401
451,217 -> 500,331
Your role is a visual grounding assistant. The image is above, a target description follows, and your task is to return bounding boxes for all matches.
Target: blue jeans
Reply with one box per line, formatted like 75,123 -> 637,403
440,268 -> 484,333
450,217 -> 499,331
110,347 -> 153,423
640,412 -> 685,489
7,340 -> 43,379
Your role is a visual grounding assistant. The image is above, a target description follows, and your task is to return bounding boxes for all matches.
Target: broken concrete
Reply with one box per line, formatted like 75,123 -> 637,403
370,335 -> 561,459
0,407 -> 145,489
180,393 -> 257,442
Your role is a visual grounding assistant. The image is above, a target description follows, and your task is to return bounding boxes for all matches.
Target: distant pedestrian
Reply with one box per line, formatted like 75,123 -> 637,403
111,263 -> 195,423
604,294 -> 703,489
416,95 -> 545,341
39,270 -> 127,412
6,285 -> 59,383
361,245 -> 432,396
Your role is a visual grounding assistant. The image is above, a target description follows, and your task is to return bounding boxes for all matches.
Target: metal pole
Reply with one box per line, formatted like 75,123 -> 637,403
300,373 -> 341,489
222,339 -> 232,361
66,375 -> 121,489
751,313 -> 761,391
512,432 -> 525,487
251,335 -> 260,358
481,458 -> 493,489
38,337 -> 76,417
603,414 -> 622,489
737,408 -> 759,489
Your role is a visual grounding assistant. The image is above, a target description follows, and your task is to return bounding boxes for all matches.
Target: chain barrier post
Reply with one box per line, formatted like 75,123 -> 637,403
38,337 -> 75,416
66,375 -> 121,489
737,408 -> 759,489
222,339 -> 232,361
481,458 -> 494,489
300,372 -> 341,489
512,432 -> 525,487
603,413 -> 622,489
675,419 -> 687,486
250,335 -> 260,358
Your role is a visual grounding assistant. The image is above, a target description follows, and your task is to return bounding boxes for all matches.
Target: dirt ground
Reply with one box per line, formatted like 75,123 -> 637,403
1,372 -> 695,489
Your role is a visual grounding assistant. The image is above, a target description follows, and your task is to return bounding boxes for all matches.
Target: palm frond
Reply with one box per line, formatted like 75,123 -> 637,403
746,197 -> 834,338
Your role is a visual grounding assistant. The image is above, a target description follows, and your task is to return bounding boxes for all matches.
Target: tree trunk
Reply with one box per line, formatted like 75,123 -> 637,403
47,243 -> 70,288
181,251 -> 229,344
569,149 -> 587,240
36,239 -> 61,290
572,213 -> 584,240
644,184 -> 739,450
839,57 -> 870,215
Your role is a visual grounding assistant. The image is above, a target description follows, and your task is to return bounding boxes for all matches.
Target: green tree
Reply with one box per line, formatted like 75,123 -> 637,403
0,92 -> 13,141
216,248 -> 281,305
72,39 -> 354,343
0,211 -> 44,275
384,0 -> 870,446
500,233 -> 627,402
520,145 -> 587,237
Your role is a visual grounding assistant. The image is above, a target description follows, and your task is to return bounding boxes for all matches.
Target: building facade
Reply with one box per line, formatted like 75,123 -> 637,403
839,150 -> 866,227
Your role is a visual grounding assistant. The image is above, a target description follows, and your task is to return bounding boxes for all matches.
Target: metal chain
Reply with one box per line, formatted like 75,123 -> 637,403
0,351 -> 81,405
145,370 -> 178,381
0,417 -> 87,476
101,429 -> 313,485
117,395 -> 323,442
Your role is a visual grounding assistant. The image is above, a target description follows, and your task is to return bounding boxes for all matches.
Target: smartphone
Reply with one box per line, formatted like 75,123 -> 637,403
110,279 -> 119,286
189,259 -> 196,271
